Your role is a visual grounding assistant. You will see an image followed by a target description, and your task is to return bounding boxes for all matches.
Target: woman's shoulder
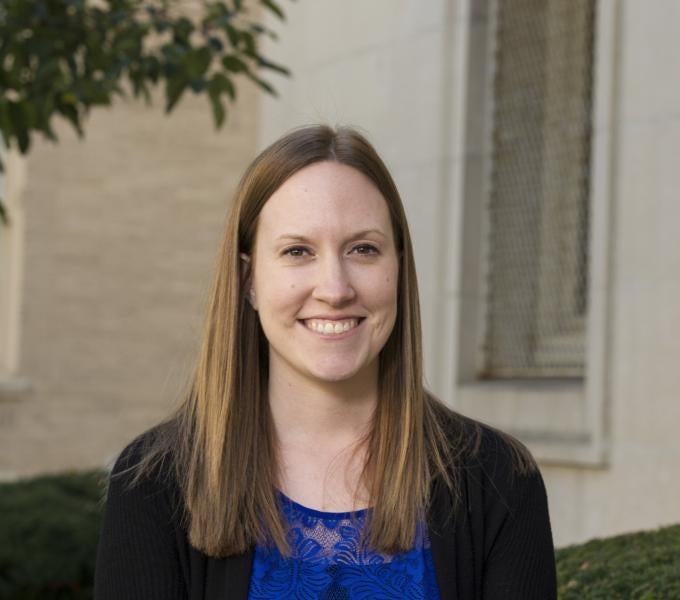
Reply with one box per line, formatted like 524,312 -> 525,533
432,401 -> 540,487
107,421 -> 182,503
112,421 -> 168,465
96,423 -> 192,598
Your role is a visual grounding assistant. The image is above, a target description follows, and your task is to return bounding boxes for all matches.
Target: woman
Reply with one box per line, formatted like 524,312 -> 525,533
94,125 -> 557,599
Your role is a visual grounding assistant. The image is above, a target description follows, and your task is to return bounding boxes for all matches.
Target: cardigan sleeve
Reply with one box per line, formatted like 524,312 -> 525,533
478,429 -> 558,599
94,438 -> 188,600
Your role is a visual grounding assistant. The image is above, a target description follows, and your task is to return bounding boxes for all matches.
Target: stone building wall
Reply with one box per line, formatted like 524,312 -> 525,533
0,83 -> 260,478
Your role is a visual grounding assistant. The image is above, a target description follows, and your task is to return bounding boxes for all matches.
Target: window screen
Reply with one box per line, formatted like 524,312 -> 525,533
482,0 -> 596,378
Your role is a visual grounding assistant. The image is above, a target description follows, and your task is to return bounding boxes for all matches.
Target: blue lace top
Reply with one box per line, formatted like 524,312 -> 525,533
247,492 -> 441,599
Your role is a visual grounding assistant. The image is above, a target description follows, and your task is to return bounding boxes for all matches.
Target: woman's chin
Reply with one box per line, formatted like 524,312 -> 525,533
309,367 -> 359,384
306,360 -> 368,384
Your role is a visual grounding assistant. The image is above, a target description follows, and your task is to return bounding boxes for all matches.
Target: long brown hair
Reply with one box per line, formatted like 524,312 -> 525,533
133,125 -> 529,557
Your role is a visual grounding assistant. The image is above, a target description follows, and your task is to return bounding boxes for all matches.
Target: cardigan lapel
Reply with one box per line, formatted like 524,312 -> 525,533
427,477 -> 459,600
205,548 -> 254,600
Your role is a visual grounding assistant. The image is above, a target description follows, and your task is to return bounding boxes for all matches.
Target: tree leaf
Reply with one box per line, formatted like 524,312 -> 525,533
0,199 -> 9,226
0,101 -> 10,139
8,102 -> 32,153
239,30 -> 257,56
56,101 -> 84,138
254,56 -> 290,77
165,77 -> 188,113
223,23 -> 242,49
244,71 -> 277,96
221,55 -> 248,73
189,79 -> 206,93
250,23 -> 279,42
208,88 -> 226,128
172,17 -> 194,44
210,72 -> 236,101
184,47 -> 212,79
161,43 -> 187,63
207,36 -> 224,52
259,0 -> 286,21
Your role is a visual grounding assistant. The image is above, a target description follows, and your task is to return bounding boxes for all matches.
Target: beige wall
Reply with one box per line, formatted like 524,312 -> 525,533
257,0 -> 680,547
0,83 -> 260,478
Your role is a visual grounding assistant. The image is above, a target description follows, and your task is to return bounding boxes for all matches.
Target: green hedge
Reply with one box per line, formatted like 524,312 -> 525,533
0,471 -> 105,600
556,523 -> 680,599
1,471 -> 678,599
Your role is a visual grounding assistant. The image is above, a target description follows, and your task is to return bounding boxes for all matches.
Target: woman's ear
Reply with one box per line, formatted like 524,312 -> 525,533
240,253 -> 257,309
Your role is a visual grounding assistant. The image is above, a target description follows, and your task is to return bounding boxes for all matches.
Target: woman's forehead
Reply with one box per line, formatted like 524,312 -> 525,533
257,162 -> 392,238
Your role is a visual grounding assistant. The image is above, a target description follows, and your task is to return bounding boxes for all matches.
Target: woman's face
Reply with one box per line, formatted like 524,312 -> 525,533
247,161 -> 399,386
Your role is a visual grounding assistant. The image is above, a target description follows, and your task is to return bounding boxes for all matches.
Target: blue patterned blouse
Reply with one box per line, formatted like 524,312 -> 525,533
247,492 -> 441,599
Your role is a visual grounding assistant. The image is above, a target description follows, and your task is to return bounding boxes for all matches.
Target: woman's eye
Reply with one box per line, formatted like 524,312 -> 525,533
352,244 -> 379,255
283,246 -> 309,258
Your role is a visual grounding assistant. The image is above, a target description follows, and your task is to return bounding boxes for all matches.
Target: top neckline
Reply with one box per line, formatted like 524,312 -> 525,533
277,490 -> 371,520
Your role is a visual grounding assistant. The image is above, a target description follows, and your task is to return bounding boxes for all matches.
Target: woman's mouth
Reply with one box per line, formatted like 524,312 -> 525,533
301,318 -> 363,336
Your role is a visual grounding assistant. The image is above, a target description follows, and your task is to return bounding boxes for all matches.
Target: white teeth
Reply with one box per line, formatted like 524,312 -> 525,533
304,318 -> 359,335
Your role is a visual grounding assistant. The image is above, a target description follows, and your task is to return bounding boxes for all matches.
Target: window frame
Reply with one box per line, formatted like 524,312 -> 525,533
434,0 -> 621,466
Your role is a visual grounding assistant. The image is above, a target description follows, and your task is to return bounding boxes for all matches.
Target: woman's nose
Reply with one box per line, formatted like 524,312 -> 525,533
311,256 -> 356,305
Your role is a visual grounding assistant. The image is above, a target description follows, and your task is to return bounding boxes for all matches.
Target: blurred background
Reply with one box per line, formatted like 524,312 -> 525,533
1,0 -> 679,557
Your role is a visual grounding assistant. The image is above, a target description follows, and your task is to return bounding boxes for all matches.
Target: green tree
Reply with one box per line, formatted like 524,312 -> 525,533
0,0 -> 291,224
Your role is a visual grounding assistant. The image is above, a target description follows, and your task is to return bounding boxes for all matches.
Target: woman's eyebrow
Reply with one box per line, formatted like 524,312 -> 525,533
275,234 -> 311,243
350,228 -> 387,240
275,229 -> 387,243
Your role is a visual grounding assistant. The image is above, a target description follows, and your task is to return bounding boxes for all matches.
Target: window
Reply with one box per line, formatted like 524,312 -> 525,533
442,0 -> 620,464
482,0 -> 595,378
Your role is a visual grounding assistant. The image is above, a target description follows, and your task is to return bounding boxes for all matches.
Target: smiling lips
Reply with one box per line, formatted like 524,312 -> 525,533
303,318 -> 361,335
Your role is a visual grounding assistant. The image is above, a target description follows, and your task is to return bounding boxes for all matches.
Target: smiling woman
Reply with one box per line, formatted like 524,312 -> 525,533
94,125 -> 558,599
248,161 -> 399,390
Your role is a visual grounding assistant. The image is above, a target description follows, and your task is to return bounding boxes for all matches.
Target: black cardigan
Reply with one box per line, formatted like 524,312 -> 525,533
94,419 -> 557,599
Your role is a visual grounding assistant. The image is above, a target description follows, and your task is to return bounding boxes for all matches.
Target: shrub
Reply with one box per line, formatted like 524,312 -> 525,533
556,524 -> 680,599
1,470 -> 678,599
0,470 -> 106,600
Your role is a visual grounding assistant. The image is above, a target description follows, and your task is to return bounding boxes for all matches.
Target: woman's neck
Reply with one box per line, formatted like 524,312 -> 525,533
268,361 -> 377,448
267,358 -> 377,510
